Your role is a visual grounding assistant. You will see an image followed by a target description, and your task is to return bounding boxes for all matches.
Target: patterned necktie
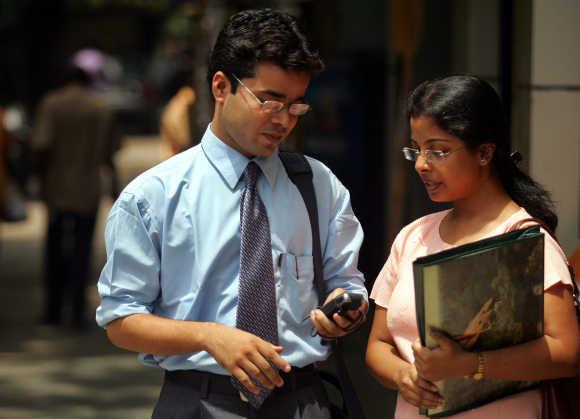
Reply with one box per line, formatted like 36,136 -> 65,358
231,161 -> 279,408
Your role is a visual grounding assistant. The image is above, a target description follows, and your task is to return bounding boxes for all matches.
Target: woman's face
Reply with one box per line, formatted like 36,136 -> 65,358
409,116 -> 489,203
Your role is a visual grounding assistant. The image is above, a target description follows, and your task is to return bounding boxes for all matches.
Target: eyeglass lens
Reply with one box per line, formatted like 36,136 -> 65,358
233,74 -> 310,116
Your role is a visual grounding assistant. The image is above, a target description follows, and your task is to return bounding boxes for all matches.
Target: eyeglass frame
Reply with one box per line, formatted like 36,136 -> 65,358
231,74 -> 311,116
402,146 -> 465,163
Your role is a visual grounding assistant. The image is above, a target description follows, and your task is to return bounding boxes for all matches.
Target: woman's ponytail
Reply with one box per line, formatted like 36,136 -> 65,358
494,150 -> 558,232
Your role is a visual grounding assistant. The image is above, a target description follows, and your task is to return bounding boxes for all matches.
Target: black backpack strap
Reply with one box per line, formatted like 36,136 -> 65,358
279,150 -> 326,304
279,150 -> 366,419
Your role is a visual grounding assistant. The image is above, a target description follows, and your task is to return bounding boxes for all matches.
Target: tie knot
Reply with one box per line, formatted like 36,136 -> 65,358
243,162 -> 261,189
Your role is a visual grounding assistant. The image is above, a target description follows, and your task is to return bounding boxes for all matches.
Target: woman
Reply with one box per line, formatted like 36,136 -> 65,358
365,75 -> 579,418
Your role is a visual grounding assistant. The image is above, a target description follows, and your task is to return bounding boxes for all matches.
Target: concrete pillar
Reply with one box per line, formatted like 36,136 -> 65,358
529,0 -> 580,253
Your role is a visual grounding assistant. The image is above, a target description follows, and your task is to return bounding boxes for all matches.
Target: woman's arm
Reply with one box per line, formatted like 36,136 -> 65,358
413,283 -> 580,382
485,283 -> 579,380
366,306 -> 443,409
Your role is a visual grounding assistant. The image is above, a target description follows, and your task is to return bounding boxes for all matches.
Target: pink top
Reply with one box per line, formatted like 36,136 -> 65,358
371,208 -> 573,419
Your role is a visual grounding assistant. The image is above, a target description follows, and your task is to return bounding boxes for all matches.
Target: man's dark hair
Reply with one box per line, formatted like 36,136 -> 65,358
207,8 -> 324,94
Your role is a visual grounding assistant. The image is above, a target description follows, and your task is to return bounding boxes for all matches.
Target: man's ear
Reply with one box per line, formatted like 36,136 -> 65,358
478,143 -> 496,165
211,71 -> 231,103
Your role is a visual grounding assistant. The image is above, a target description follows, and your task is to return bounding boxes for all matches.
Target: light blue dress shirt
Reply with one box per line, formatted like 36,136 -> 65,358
96,126 -> 366,375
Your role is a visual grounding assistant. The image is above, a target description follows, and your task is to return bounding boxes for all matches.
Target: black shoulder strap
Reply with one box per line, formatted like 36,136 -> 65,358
279,150 -> 366,419
279,150 -> 326,304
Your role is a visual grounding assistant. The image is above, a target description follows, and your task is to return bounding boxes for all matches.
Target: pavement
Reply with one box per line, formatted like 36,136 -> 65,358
0,136 -> 395,419
0,137 -> 164,419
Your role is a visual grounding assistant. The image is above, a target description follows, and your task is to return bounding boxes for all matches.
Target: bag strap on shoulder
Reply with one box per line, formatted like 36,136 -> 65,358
279,150 -> 326,304
279,150 -> 366,419
510,217 -> 556,242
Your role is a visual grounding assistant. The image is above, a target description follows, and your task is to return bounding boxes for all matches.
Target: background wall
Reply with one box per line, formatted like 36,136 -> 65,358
528,0 -> 579,253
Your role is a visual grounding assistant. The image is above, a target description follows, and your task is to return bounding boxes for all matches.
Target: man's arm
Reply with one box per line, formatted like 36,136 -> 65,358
30,97 -> 53,184
106,313 -> 290,394
307,164 -> 368,338
98,194 -> 289,395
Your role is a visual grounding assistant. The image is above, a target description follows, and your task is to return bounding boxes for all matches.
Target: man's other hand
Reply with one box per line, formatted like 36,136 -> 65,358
203,324 -> 291,395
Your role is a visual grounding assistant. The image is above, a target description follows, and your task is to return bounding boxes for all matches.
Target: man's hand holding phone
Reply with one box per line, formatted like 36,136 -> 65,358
310,288 -> 367,339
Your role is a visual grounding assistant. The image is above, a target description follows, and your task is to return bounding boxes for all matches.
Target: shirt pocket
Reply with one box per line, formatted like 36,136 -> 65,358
277,253 -> 318,324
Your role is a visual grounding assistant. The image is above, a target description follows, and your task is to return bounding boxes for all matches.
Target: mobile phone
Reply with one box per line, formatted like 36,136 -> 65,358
320,292 -> 363,320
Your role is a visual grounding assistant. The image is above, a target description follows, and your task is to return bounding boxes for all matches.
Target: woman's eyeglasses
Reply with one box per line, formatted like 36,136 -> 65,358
402,146 -> 465,164
402,147 -> 465,163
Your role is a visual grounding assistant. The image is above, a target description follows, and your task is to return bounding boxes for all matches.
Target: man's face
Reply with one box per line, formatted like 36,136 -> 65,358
211,62 -> 311,158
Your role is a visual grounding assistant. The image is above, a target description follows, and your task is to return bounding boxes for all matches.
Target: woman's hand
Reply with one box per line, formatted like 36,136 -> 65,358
395,362 -> 444,409
412,330 -> 475,382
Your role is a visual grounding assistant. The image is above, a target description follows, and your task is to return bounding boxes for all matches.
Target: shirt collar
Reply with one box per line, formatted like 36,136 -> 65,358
201,125 -> 281,190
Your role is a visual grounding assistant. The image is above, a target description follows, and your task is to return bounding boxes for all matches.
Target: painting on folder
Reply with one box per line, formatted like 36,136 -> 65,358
413,226 -> 544,417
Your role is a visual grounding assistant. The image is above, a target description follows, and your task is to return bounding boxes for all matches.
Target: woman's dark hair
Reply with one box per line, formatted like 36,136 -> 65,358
207,8 -> 324,94
407,75 -> 558,231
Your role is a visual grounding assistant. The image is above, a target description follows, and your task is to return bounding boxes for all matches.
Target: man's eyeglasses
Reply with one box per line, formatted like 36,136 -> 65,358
232,74 -> 311,117
402,146 -> 465,163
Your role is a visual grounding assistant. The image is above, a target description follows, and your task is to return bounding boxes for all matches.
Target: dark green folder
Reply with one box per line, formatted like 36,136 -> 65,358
413,226 -> 544,417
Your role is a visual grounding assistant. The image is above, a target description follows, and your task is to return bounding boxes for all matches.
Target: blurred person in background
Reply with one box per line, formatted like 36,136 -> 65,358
159,84 -> 196,159
31,58 -> 120,330
154,3 -> 203,159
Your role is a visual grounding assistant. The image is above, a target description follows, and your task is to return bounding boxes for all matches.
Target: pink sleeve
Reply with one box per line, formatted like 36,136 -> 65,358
543,231 -> 573,290
370,233 -> 403,308
503,215 -> 573,291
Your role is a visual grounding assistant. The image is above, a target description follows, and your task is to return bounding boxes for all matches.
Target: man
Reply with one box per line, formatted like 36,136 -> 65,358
32,63 -> 118,329
96,9 -> 367,418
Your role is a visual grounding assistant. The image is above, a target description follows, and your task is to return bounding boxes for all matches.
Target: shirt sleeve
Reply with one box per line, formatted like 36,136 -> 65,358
542,230 -> 573,290
370,231 -> 403,309
96,191 -> 162,327
320,171 -> 368,302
